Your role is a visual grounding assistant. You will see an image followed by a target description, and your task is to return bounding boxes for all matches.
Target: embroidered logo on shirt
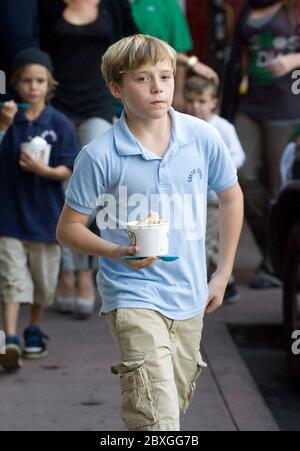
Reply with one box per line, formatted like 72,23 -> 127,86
188,168 -> 202,183
41,130 -> 58,143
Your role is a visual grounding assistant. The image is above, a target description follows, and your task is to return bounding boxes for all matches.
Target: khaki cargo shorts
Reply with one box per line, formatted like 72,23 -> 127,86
106,308 -> 206,431
0,237 -> 61,306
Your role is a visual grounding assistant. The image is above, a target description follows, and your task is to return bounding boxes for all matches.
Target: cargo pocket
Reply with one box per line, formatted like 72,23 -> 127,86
111,360 -> 157,430
181,357 -> 207,414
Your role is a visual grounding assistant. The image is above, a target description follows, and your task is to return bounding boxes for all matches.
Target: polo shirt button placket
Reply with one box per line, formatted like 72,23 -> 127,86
159,162 -> 170,186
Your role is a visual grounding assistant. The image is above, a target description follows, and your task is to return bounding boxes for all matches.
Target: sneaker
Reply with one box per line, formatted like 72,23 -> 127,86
0,336 -> 22,371
54,296 -> 75,314
224,282 -> 240,303
74,298 -> 95,320
23,326 -> 49,359
250,268 -> 282,289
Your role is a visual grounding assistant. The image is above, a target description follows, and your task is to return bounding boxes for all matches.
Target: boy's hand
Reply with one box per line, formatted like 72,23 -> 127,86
0,101 -> 18,130
19,151 -> 48,176
112,245 -> 158,270
205,272 -> 228,315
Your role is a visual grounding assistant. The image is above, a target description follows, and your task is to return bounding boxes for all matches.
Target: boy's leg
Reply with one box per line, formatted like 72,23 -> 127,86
0,237 -> 34,331
105,308 -> 180,431
2,303 -> 20,336
28,242 -> 61,310
0,238 -> 33,370
24,242 -> 61,359
173,314 -> 207,414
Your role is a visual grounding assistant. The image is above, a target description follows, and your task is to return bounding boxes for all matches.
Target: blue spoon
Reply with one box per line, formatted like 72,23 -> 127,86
122,256 -> 179,262
0,102 -> 31,109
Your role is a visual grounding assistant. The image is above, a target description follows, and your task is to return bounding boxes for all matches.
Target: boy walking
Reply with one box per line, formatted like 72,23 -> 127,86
57,35 -> 244,431
0,48 -> 79,371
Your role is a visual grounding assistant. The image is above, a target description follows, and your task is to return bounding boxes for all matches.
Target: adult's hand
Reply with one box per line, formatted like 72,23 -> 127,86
193,61 -> 220,85
267,54 -> 299,78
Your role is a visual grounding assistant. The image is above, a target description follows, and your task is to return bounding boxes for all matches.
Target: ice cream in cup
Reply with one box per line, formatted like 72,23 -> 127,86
21,136 -> 51,166
126,212 -> 170,257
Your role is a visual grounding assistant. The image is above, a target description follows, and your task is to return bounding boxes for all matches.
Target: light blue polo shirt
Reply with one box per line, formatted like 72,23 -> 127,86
66,108 -> 238,320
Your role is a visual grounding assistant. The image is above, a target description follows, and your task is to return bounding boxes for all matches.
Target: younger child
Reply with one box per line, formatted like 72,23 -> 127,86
185,75 -> 245,302
57,34 -> 244,431
0,48 -> 79,371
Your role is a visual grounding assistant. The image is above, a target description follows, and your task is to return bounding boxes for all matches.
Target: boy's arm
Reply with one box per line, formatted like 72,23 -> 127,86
19,151 -> 71,181
206,183 -> 244,314
0,102 -> 18,141
56,205 -> 157,270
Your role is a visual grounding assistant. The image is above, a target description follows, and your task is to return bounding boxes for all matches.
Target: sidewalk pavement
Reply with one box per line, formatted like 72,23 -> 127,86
0,225 -> 284,431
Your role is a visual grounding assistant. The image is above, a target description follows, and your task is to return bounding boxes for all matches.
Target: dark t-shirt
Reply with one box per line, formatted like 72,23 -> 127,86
0,106 -> 79,242
39,0 -> 138,122
239,8 -> 300,121
51,11 -> 114,122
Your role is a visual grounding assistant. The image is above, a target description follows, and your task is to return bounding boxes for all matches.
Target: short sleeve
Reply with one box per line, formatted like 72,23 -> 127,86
65,150 -> 106,215
55,117 -> 80,169
207,128 -> 238,193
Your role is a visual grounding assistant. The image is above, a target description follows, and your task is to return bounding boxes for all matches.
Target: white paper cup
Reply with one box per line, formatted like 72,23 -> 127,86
20,142 -> 51,166
126,220 -> 170,257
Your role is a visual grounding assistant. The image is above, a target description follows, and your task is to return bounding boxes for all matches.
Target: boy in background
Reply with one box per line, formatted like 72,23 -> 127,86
0,48 -> 79,371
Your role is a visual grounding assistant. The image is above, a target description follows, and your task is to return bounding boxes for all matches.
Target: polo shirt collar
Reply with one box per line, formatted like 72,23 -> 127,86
14,105 -> 53,126
114,107 -> 194,158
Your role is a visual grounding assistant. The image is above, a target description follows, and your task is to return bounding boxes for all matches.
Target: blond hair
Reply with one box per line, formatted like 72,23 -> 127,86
101,34 -> 177,87
10,65 -> 58,102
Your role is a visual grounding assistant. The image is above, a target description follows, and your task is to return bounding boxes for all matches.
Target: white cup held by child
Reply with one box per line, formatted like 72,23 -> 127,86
126,213 -> 170,257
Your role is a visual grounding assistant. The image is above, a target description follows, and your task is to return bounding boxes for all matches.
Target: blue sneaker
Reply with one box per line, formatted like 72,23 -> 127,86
23,326 -> 49,359
0,336 -> 22,371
